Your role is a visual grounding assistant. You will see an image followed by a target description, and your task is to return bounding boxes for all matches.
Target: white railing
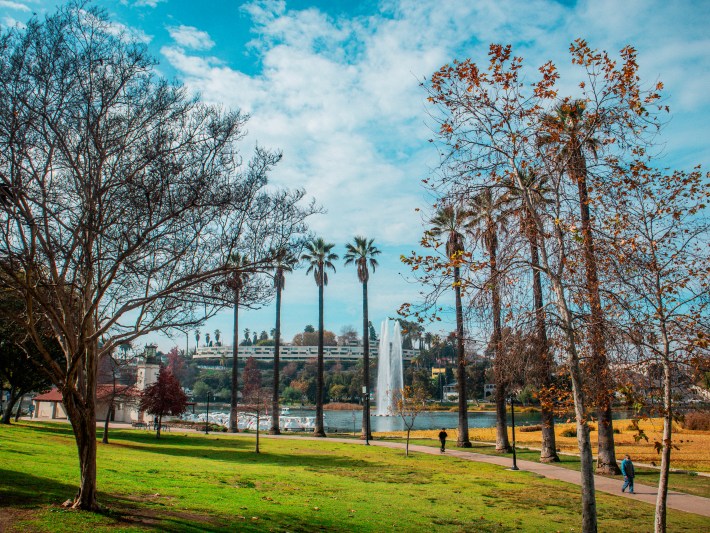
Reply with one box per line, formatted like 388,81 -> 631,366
194,344 -> 418,361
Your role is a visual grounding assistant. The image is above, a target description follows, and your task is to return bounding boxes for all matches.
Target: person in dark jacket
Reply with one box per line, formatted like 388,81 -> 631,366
621,454 -> 635,494
438,428 -> 448,453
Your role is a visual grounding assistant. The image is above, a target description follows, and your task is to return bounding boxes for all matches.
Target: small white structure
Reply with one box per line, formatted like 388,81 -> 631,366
443,382 -> 459,402
32,388 -> 67,419
483,383 -> 496,400
33,356 -> 161,423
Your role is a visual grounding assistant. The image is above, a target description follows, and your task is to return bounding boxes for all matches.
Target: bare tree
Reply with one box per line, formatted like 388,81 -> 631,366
603,165 -> 709,533
0,3 -> 312,510
422,41 -> 664,532
391,385 -> 429,457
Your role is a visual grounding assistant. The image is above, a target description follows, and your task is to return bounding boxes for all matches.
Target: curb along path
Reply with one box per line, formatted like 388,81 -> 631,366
265,434 -> 710,518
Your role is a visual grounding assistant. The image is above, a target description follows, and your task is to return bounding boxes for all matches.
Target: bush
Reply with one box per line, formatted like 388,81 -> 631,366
518,424 -> 542,433
681,411 -> 710,431
560,428 -> 576,437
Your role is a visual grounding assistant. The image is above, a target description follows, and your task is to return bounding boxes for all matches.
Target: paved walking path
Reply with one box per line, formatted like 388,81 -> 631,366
266,434 -> 710,518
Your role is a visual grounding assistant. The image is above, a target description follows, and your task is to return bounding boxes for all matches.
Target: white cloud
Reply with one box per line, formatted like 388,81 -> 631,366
129,0 -> 166,7
1,15 -> 25,28
167,25 -> 215,51
150,0 -> 710,344
0,1 -> 30,12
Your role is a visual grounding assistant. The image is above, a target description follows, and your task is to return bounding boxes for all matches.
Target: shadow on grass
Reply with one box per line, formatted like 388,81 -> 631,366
0,468 -> 77,507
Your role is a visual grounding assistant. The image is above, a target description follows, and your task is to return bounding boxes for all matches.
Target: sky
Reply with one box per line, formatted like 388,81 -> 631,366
1,0 -> 708,352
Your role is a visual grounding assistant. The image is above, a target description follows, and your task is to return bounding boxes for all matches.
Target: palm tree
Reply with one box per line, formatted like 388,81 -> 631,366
503,170 -> 559,462
269,248 -> 299,435
539,99 -> 619,474
429,204 -> 473,448
225,254 -> 251,433
301,237 -> 338,437
344,236 -> 380,441
468,189 -> 511,452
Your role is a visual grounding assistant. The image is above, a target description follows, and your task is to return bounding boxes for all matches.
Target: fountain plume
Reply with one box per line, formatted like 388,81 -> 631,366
375,319 -> 403,416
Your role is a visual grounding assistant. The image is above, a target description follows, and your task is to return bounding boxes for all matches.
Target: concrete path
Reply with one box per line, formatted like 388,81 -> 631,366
265,434 -> 710,518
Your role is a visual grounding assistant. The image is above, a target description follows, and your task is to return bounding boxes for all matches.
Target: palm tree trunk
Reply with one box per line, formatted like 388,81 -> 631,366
270,282 -> 282,435
314,271 -> 326,437
361,280 -> 372,440
528,221 -> 559,462
229,286 -> 240,433
491,237 -> 511,452
454,265 -> 471,447
571,147 -> 618,475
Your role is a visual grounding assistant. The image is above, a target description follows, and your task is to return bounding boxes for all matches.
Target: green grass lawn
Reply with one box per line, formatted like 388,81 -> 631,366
399,437 -> 710,499
1,422 -> 708,532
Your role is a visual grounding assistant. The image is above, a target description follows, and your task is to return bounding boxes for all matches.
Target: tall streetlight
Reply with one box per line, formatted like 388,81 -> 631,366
204,391 -> 211,435
509,393 -> 519,471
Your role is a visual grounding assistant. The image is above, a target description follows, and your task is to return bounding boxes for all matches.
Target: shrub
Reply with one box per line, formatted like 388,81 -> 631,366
561,428 -> 576,437
681,411 -> 710,431
518,424 -> 542,433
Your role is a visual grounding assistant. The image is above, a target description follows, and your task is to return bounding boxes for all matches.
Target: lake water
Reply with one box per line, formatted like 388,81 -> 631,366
196,404 -> 635,433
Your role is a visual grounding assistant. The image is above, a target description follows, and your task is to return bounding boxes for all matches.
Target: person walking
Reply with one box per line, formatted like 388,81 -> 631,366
438,428 -> 448,453
621,454 -> 635,494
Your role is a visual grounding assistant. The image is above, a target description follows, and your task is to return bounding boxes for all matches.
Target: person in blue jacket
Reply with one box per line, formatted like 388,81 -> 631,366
621,454 -> 635,494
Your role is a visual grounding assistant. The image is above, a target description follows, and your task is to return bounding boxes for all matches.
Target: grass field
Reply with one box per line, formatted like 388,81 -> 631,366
1,422 -> 709,532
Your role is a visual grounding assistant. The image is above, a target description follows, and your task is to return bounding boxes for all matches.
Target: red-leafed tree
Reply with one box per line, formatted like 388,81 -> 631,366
139,366 -> 188,439
243,356 -> 262,398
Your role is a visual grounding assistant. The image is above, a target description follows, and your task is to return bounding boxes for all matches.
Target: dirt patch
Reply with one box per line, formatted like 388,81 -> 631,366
0,507 -> 42,532
105,494 -> 230,530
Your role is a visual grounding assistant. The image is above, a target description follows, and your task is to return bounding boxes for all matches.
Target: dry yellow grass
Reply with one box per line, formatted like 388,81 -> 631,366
375,418 -> 710,472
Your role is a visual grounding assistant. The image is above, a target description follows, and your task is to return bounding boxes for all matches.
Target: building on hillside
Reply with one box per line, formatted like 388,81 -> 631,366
443,382 -> 459,402
483,383 -> 495,400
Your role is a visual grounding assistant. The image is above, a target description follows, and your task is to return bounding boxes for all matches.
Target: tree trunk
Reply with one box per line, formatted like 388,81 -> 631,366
491,237 -> 511,452
655,325 -> 673,532
1,386 -> 18,424
454,265 -> 471,447
13,394 -> 23,421
528,223 -> 559,462
256,415 -> 260,453
230,286 -> 240,433
406,428 -> 410,457
494,385 -> 511,452
64,390 -> 99,511
550,274 -> 597,532
156,414 -> 162,439
596,404 -> 618,473
270,282 -> 282,435
101,400 -> 112,444
314,272 -> 326,437
513,162 -> 597,531
361,281 -> 372,440
571,146 -> 618,475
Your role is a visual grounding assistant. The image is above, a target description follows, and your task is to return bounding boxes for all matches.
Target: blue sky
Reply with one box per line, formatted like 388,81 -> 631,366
2,1 -> 708,352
